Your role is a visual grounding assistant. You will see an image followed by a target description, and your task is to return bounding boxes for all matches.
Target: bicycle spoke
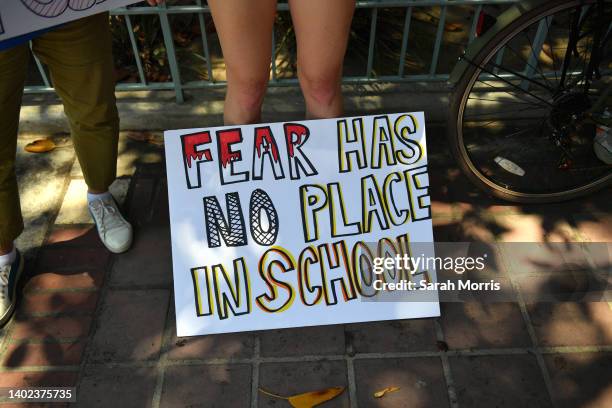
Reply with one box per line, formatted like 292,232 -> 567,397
522,30 -> 556,90
503,44 -> 553,90
477,78 -> 550,109
468,96 -> 545,106
456,0 -> 611,198
464,105 -> 543,121
476,72 -> 553,107
487,58 -> 555,93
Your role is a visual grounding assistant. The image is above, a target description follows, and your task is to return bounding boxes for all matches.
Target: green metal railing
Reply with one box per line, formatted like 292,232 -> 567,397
24,0 -> 519,102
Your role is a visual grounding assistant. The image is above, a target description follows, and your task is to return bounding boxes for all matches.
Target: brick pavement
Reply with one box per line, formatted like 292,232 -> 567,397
1,143 -> 611,407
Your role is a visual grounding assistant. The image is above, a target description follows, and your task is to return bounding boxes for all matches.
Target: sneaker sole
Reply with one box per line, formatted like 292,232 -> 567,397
0,256 -> 24,328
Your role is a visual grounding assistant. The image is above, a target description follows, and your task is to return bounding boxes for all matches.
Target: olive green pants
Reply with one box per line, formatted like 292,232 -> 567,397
0,13 -> 119,248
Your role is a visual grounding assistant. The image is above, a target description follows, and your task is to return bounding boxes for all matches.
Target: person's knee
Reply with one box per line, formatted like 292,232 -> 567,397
68,101 -> 119,132
227,71 -> 269,113
298,66 -> 341,107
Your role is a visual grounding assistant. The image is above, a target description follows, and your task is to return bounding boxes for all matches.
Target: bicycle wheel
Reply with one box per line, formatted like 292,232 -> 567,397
448,0 -> 612,203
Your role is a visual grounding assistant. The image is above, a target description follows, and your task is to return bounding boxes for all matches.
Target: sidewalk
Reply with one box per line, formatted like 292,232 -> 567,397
1,91 -> 611,407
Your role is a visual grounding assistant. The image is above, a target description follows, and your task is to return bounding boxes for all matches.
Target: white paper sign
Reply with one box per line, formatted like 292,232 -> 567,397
0,0 -> 139,42
164,112 -> 440,337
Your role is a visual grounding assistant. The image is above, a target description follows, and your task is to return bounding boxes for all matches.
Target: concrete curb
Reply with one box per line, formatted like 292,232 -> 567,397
19,83 -> 452,134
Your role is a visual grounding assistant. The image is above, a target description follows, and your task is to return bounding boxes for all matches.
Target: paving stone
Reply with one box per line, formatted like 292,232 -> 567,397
150,178 -> 170,225
450,354 -> 552,408
128,178 -> 156,226
160,364 -> 251,408
89,289 -> 169,362
516,271 -> 608,303
14,135 -> 75,254
1,341 -> 84,367
164,302 -> 254,360
19,292 -> 98,316
0,371 -> 78,387
544,352 -> 612,408
346,319 -> 437,354
495,214 -> 578,243
527,302 -> 612,347
76,366 -> 157,408
24,269 -> 105,292
35,248 -> 110,273
110,225 -> 172,287
11,316 -> 92,340
168,331 -> 254,360
582,242 -> 612,271
498,242 -> 581,276
45,225 -> 102,248
519,193 -> 611,218
1,403 -> 68,408
354,357 -> 449,408
432,216 -> 459,242
449,211 -> 499,242
440,302 -> 530,349
259,325 -> 345,357
431,200 -> 454,216
258,361 -> 349,407
574,214 -> 612,242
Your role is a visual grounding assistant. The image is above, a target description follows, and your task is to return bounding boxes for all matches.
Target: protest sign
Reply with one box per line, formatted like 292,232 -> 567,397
164,112 -> 440,336
0,0 -> 139,43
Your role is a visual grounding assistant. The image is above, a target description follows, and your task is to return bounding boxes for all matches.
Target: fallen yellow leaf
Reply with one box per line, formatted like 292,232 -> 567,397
374,386 -> 400,398
25,138 -> 56,153
259,386 -> 345,408
288,387 -> 345,408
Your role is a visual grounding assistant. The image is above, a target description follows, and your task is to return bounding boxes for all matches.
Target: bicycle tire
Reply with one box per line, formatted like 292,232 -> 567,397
448,0 -> 611,203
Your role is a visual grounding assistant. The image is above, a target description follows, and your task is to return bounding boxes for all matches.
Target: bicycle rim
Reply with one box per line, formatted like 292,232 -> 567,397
455,0 -> 612,202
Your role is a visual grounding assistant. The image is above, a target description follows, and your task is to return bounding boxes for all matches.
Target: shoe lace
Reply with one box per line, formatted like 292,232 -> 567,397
90,198 -> 124,236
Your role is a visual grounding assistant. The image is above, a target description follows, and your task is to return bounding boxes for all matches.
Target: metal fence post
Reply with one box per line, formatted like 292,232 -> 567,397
158,3 -> 185,103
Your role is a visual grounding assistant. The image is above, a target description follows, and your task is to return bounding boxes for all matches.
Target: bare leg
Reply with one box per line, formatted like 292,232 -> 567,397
288,0 -> 355,119
208,0 -> 277,125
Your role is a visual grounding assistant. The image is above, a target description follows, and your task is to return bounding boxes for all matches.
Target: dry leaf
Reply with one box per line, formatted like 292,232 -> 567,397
127,131 -> 164,146
25,138 -> 56,153
374,386 -> 400,398
288,387 -> 345,408
259,386 -> 345,408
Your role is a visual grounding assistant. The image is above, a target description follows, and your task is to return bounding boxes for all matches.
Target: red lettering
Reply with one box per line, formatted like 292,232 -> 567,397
182,131 -> 212,168
218,129 -> 244,169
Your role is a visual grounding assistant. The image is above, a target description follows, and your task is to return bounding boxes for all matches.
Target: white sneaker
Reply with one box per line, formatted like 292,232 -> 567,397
88,195 -> 133,254
0,250 -> 24,328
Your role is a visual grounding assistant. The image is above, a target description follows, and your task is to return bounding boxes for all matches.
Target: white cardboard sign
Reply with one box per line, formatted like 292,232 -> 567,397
0,0 -> 139,42
164,112 -> 440,337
